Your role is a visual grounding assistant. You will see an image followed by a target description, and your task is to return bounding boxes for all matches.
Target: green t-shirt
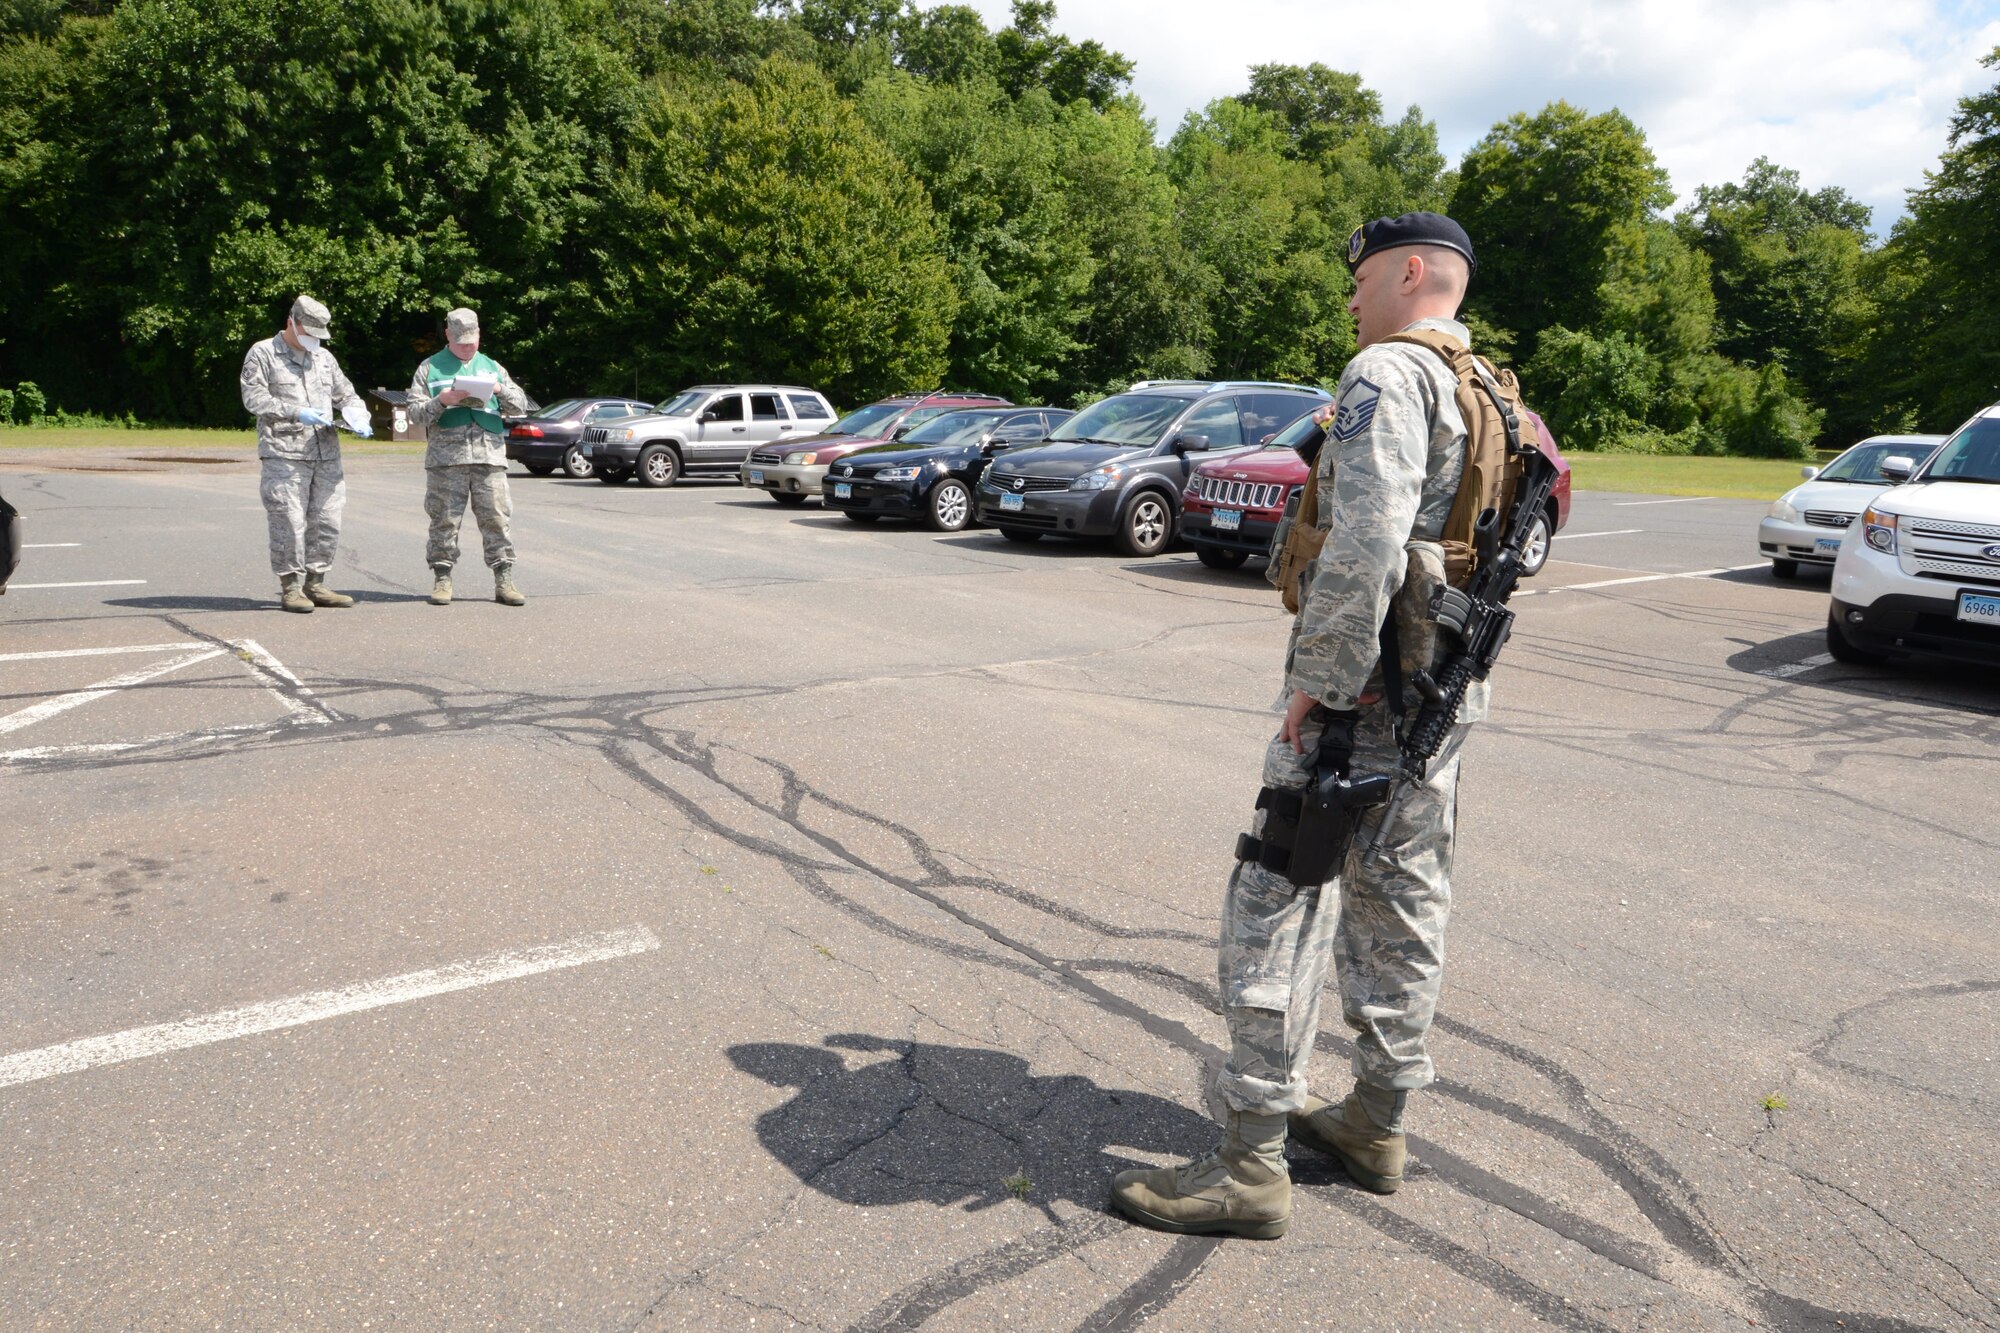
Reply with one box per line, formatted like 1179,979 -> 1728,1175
423,349 -> 506,434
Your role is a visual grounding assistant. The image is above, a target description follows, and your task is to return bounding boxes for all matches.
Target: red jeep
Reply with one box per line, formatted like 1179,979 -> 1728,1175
1180,408 -> 1572,575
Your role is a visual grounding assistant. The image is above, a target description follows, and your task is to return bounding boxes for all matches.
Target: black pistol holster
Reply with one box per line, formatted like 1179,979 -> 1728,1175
1235,710 -> 1391,889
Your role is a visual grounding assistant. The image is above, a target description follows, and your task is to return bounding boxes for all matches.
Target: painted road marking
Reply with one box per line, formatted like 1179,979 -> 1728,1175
1612,496 -> 1715,507
1759,653 -> 1836,680
1554,529 -> 1644,540
0,926 -> 662,1091
23,543 -> 82,548
233,638 -> 340,724
0,644 -> 191,663
1520,564 -> 1765,598
0,648 -> 223,737
6,580 -> 147,589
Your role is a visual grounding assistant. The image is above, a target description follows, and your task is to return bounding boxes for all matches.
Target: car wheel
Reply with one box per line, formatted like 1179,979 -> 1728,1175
596,466 -> 630,485
1196,545 -> 1249,570
843,511 -> 880,524
562,446 -> 594,479
1771,558 -> 1799,579
1825,610 -> 1887,665
524,462 -> 556,476
1116,491 -> 1173,557
638,445 -> 681,488
771,492 -> 808,506
925,479 -> 973,532
998,527 -> 1041,544
1519,507 -> 1553,576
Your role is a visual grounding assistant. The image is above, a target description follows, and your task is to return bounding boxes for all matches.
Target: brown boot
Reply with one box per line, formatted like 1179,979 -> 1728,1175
1108,1110 -> 1290,1239
493,562 -> 526,607
302,573 -> 354,608
278,574 -> 314,614
428,567 -> 453,606
1288,1092 -> 1406,1194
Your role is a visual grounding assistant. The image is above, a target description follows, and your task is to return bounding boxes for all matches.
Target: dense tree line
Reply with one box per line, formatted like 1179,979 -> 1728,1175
0,0 -> 1995,457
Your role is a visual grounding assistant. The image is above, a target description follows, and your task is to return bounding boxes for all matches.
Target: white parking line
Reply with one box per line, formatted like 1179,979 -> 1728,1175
6,580 -> 147,589
23,543 -> 81,548
1554,529 -> 1643,540
1613,496 -> 1714,507
1520,564 -> 1765,597
0,644 -> 191,663
232,638 -> 340,724
1758,653 -> 1835,680
0,925 -> 661,1091
0,648 -> 223,737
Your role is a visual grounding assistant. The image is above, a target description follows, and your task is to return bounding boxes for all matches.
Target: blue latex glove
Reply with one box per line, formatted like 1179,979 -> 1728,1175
297,406 -> 333,427
349,423 -> 374,439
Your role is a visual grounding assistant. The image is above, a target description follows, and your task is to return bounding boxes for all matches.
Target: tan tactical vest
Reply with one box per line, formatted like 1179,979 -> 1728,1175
1273,330 -> 1535,616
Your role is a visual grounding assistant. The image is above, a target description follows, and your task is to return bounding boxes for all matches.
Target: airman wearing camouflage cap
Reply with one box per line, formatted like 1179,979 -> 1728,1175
1111,212 -> 1486,1240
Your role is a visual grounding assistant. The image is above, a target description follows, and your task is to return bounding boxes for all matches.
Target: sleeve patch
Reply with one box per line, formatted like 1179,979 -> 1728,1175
1329,378 -> 1382,442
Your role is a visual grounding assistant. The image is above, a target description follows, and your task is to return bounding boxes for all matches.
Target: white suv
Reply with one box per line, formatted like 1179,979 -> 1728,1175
1828,403 -> 2000,666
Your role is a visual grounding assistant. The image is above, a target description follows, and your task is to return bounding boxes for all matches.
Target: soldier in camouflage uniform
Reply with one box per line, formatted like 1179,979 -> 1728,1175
1112,213 -> 1485,1240
406,307 -> 530,606
239,295 -> 371,613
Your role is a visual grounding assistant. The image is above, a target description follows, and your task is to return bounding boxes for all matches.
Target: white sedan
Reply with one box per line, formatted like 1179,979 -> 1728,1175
1758,434 -> 1945,578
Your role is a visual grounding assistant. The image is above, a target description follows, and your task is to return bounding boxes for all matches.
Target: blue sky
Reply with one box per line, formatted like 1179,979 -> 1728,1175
973,0 -> 2000,231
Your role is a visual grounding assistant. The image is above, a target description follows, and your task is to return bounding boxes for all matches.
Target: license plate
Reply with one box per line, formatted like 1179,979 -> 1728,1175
748,469 -> 765,484
1958,591 -> 2000,625
999,492 -> 1025,512
1814,537 -> 1842,555
580,445 -> 593,457
1213,508 -> 1243,531
834,482 -> 852,499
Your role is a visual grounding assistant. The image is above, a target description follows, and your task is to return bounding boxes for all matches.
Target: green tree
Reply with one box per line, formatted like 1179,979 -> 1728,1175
994,0 -> 1132,110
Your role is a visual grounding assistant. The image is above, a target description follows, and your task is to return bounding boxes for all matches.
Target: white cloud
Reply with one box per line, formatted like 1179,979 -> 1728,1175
968,0 -> 2000,229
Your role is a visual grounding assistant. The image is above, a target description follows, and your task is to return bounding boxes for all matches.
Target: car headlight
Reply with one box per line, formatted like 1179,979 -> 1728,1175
1767,498 -> 1799,522
783,451 -> 818,466
1071,467 -> 1122,491
1861,505 -> 1898,555
874,465 -> 922,482
621,429 -> 636,441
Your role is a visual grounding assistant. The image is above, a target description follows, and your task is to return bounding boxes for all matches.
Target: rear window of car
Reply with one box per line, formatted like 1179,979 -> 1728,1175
789,394 -> 831,419
1048,393 -> 1198,447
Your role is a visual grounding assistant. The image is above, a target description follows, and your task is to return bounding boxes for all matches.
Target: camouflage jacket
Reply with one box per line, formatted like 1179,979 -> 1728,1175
1283,317 -> 1489,723
407,356 -> 529,469
239,334 -> 360,462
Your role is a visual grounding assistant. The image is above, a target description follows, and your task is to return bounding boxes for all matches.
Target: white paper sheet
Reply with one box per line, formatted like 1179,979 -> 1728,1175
340,400 -> 372,433
451,374 -> 498,402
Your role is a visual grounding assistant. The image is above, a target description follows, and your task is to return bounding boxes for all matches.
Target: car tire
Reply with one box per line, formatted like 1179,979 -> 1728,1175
843,511 -> 880,524
562,446 -> 594,480
1196,545 -> 1249,570
1771,558 -> 1799,579
770,492 -> 808,507
524,462 -> 556,476
1116,491 -> 1174,558
925,479 -> 973,532
1825,610 -> 1887,665
596,466 -> 630,485
998,527 -> 1041,544
637,445 -> 681,488
1519,507 -> 1554,577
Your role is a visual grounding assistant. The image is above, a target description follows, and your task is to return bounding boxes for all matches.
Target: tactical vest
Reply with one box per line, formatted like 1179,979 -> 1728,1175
1272,330 -> 1535,616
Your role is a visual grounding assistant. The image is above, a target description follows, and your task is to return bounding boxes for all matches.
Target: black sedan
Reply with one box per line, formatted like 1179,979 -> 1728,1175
506,397 -> 654,478
822,407 -> 1073,531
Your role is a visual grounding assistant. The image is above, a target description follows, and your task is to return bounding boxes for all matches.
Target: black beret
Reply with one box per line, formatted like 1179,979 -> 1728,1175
1345,212 -> 1477,276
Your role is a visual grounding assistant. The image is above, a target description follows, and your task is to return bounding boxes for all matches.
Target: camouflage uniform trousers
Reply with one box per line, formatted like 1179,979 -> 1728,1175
1215,701 -> 1470,1116
260,456 -> 345,578
424,464 -> 514,570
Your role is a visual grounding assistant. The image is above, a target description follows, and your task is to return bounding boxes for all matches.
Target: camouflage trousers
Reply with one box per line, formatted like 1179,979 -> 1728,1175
1215,702 -> 1469,1116
424,464 -> 514,570
260,456 -> 344,577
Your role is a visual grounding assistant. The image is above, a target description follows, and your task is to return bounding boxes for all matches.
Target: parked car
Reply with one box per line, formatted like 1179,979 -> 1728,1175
741,393 -> 1011,505
1758,434 -> 1947,577
506,397 -> 655,479
585,385 -> 837,487
1180,407 -> 1572,574
821,407 -> 1073,531
974,381 -> 1330,556
1828,404 -> 2000,667
1,486 -> 18,594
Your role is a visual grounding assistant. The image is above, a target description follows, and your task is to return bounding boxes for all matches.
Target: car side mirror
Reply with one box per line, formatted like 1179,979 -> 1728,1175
891,426 -> 912,440
1172,433 -> 1210,454
1880,456 -> 1915,482
1799,466 -> 1819,481
699,408 -> 720,423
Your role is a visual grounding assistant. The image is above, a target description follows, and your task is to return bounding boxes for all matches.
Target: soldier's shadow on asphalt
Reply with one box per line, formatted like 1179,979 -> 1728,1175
729,1033 -> 1218,1220
106,591 -> 433,612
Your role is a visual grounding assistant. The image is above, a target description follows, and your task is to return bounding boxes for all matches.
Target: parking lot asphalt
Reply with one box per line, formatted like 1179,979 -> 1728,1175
3,456 -> 1996,1332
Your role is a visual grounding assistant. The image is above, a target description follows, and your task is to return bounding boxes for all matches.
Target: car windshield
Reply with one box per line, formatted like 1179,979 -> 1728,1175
530,399 -> 583,420
656,391 -> 705,416
1047,394 -> 1197,447
1266,411 -> 1324,451
1819,440 -> 1940,483
899,409 -> 1009,446
1921,417 -> 2000,484
828,403 -> 904,437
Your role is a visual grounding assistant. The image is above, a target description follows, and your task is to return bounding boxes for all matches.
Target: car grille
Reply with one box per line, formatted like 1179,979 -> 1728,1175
585,427 -> 608,443
749,446 -> 792,465
1192,476 -> 1292,510
1907,517 -> 2000,543
986,508 -> 1060,528
986,471 -> 1069,493
1912,555 -> 2000,586
1913,613 -> 2000,648
1802,510 -> 1853,528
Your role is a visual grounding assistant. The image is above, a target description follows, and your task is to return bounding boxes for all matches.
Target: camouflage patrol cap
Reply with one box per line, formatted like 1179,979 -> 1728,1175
445,307 -> 480,341
1345,212 -> 1477,276
290,295 -> 332,339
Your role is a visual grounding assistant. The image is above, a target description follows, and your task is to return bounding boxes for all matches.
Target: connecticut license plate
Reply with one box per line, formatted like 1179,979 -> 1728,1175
1958,591 -> 2000,625
748,469 -> 764,484
1213,508 -> 1243,531
834,482 -> 852,499
999,493 -> 1025,512
580,445 -> 593,457
1815,537 -> 1842,556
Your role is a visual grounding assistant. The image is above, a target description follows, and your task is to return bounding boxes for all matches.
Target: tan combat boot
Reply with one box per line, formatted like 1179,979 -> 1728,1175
302,572 -> 354,608
1288,1092 -> 1406,1194
493,562 -> 526,607
429,566 -> 453,606
278,574 -> 314,614
1108,1109 -> 1290,1239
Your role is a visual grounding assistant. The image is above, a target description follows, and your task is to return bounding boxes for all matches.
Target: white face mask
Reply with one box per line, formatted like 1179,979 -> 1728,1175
288,320 -> 322,353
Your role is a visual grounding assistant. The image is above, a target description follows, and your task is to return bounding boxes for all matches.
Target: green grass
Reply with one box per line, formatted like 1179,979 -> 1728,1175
0,425 -> 419,456
1566,452 -> 1828,500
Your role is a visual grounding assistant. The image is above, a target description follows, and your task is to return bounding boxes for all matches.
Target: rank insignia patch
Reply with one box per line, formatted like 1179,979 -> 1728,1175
1329,378 -> 1382,441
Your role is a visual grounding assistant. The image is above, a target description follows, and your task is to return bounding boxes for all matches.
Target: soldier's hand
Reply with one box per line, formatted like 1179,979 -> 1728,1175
1280,688 -> 1319,755
297,406 -> 332,427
